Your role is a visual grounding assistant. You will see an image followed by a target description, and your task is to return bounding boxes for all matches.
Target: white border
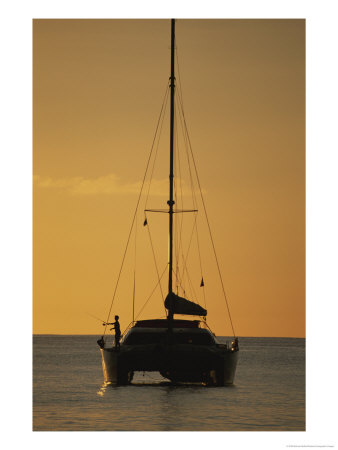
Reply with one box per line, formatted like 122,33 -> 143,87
1,0 -> 337,448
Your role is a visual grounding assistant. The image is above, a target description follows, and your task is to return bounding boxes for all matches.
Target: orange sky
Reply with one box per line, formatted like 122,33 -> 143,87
33,19 -> 305,337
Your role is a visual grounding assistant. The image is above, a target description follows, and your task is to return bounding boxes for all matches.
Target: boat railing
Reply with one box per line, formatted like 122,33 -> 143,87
199,318 -> 239,351
120,321 -> 136,342
99,321 -> 135,348
200,319 -> 216,336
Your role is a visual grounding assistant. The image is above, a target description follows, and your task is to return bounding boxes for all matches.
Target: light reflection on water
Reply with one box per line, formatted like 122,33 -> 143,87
33,335 -> 305,431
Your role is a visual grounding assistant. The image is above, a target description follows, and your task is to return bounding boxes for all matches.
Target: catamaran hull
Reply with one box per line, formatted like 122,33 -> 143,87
100,345 -> 238,386
100,348 -> 118,384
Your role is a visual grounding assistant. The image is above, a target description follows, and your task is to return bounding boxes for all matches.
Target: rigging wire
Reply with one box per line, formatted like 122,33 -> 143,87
134,265 -> 168,320
171,98 -> 189,297
145,215 -> 166,308
132,214 -> 137,324
195,220 -> 207,309
170,87 -> 205,308
176,216 -> 199,302
175,44 -> 186,118
173,112 -> 183,295
176,86 -> 207,309
103,83 -> 171,336
172,265 -> 197,304
177,92 -> 237,338
144,84 -> 170,210
170,104 -> 199,305
175,45 -> 235,334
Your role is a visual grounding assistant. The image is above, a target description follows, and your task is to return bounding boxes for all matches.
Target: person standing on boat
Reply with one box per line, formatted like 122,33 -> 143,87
106,315 -> 121,350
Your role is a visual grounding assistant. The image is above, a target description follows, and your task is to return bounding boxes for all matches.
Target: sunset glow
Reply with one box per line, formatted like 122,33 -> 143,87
33,19 -> 305,337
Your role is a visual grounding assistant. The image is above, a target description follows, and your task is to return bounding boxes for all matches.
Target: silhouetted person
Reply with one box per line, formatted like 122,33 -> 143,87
97,336 -> 105,349
107,315 -> 121,350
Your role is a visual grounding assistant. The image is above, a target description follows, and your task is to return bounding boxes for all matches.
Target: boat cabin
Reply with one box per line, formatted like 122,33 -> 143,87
122,319 -> 217,346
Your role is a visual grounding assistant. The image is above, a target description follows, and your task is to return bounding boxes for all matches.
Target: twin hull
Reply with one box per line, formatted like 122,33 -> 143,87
100,343 -> 238,386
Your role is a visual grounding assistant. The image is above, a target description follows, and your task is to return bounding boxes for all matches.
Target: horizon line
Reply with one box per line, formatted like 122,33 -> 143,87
32,333 -> 305,339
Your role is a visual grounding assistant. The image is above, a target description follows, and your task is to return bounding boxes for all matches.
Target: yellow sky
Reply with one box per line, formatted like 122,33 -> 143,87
33,19 -> 305,337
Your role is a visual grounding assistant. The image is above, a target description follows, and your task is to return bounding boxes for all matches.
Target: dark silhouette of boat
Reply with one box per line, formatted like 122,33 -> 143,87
99,19 -> 239,386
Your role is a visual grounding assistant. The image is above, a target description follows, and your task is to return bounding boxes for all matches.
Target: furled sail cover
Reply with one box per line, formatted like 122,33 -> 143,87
164,292 -> 207,316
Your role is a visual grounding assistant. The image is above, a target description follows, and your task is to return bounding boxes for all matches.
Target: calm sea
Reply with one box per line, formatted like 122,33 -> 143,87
33,335 -> 305,431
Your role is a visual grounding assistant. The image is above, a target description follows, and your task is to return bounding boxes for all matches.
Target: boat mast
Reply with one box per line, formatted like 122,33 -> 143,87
168,19 -> 175,317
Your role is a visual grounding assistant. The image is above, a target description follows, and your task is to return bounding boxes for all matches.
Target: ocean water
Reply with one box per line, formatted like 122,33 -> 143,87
33,335 -> 305,431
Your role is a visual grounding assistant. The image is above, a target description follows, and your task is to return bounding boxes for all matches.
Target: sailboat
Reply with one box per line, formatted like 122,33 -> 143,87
98,19 -> 239,386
